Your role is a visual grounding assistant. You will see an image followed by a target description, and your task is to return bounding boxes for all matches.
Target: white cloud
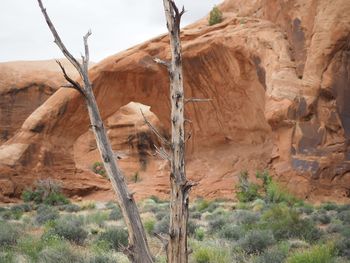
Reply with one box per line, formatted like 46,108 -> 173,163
0,0 -> 223,63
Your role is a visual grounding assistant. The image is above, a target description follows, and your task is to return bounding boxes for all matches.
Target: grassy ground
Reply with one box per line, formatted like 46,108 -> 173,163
0,176 -> 349,262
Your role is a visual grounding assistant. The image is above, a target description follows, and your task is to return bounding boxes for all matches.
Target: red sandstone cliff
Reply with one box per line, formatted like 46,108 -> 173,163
0,0 -> 349,203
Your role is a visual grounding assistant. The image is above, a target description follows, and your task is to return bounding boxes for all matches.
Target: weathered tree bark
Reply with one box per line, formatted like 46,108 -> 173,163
161,1 -> 196,262
37,1 -> 153,262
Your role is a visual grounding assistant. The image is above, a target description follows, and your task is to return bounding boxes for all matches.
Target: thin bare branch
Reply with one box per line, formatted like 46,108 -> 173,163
185,98 -> 212,104
56,60 -> 87,98
83,30 -> 92,72
140,109 -> 170,146
37,0 -> 82,76
153,58 -> 170,70
154,232 -> 169,247
154,145 -> 171,161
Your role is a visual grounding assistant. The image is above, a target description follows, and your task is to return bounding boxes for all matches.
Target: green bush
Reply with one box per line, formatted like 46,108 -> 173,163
0,222 -> 20,247
265,180 -> 297,205
336,237 -> 350,259
85,212 -> 109,227
47,217 -> 88,245
239,229 -> 275,254
286,243 -> 335,263
208,215 -> 227,233
22,179 -> 69,206
255,244 -> 289,263
0,250 -> 15,263
17,236 -> 44,262
92,161 -> 106,176
109,206 -> 123,221
219,225 -> 244,240
35,206 -> 59,225
321,202 -> 338,211
38,242 -> 84,263
59,204 -> 81,213
97,227 -> 128,252
234,210 -> 260,225
262,204 -> 321,242
312,211 -> 331,224
144,218 -> 156,235
191,211 -> 202,219
208,6 -> 223,26
236,171 -> 261,202
154,215 -> 169,234
338,210 -> 350,224
193,243 -> 231,263
195,228 -> 205,241
155,210 -> 168,221
88,254 -> 116,263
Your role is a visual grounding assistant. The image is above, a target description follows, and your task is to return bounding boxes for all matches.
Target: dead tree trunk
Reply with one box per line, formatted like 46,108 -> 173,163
37,1 -> 153,262
161,1 -> 196,262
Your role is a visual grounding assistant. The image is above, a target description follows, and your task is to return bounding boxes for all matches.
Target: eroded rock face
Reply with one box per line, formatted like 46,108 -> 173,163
0,60 -> 78,143
0,0 -> 349,202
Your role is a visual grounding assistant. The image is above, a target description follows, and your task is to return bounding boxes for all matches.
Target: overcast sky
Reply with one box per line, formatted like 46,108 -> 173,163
0,0 -> 223,63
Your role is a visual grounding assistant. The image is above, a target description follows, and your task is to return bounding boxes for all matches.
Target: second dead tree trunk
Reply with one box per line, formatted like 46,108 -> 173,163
37,1 -> 153,262
154,1 -> 200,262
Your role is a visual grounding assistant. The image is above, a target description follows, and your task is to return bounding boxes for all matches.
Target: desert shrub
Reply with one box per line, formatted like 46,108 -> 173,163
239,229 -> 275,254
195,199 -> 216,213
335,237 -> 350,259
234,210 -> 260,225
236,171 -> 261,202
337,204 -> 350,213
60,204 -> 81,213
144,218 -> 156,235
105,201 -> 117,210
188,219 -> 199,236
208,215 -> 227,233
195,228 -> 205,241
338,210 -> 350,224
286,243 -> 336,263
155,210 -> 168,221
22,179 -> 69,206
141,199 -> 160,213
97,227 -> 128,251
35,205 -> 59,225
0,207 -> 23,220
208,6 -> 223,26
219,225 -> 244,240
85,212 -> 109,227
321,202 -> 338,211
312,211 -> 331,224
327,222 -> 345,233
193,242 -> 231,263
88,254 -> 116,263
262,204 -> 321,242
154,214 -> 169,234
0,222 -> 20,247
80,202 -> 96,210
92,161 -> 106,176
47,217 -> 88,245
17,236 -> 45,262
0,250 -> 15,263
265,180 -> 297,205
109,206 -> 123,221
255,244 -> 289,263
11,203 -> 31,213
38,242 -> 84,263
298,204 -> 314,215
191,211 -> 202,219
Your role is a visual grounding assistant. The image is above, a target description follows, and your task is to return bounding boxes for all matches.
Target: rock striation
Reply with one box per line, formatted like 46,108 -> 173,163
0,0 -> 349,203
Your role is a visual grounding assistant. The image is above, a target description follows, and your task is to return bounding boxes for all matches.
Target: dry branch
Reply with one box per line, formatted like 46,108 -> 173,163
37,1 -> 153,262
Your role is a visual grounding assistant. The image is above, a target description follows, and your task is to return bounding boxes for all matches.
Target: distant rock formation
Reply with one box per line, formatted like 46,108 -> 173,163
0,0 -> 349,203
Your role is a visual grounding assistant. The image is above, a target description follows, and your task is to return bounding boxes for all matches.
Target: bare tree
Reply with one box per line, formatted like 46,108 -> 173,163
153,1 -> 202,262
36,1 -> 153,262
